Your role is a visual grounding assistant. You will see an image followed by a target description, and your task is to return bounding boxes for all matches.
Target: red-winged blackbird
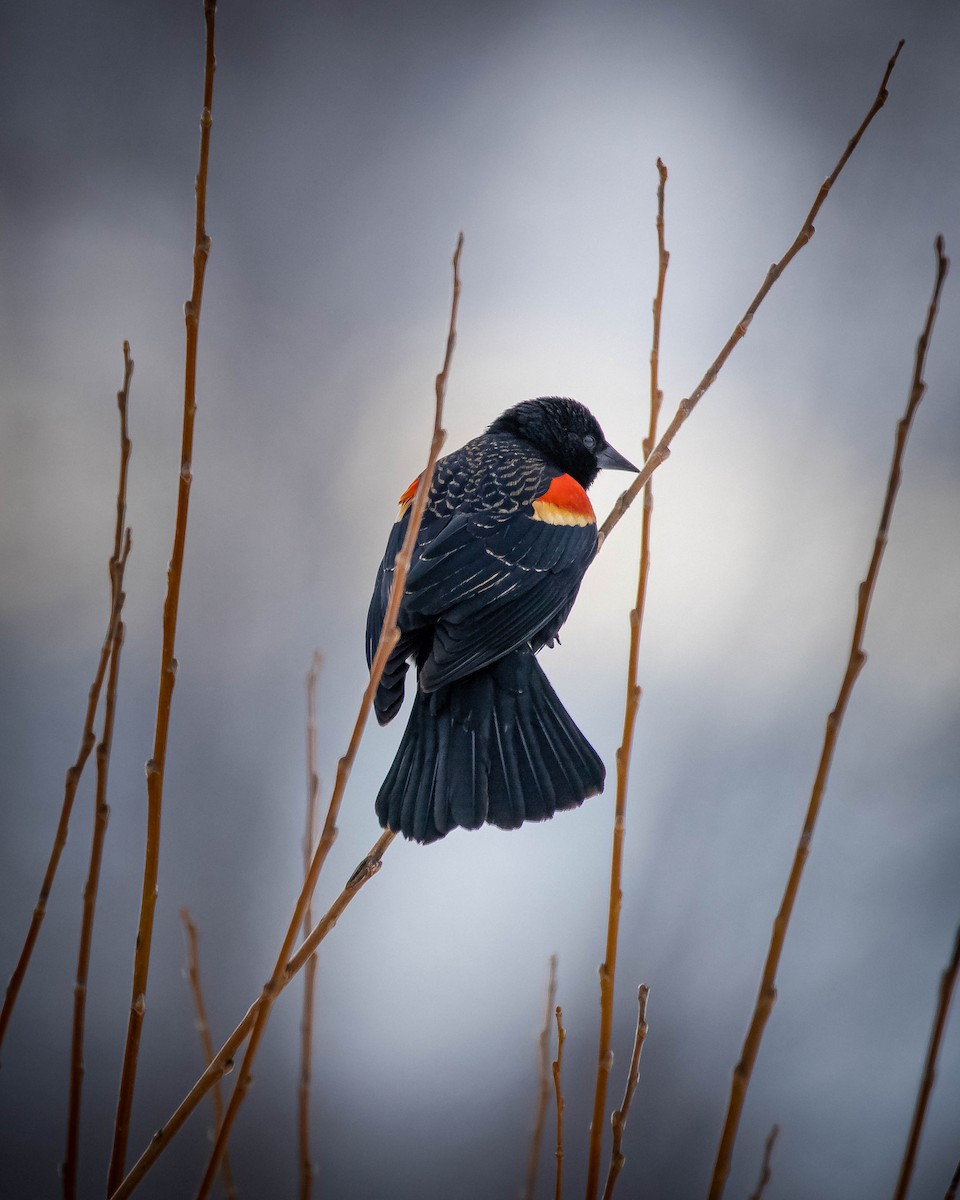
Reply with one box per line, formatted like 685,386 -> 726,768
367,397 -> 637,843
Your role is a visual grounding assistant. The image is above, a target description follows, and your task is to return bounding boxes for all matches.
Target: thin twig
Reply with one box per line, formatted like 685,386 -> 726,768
287,831 -> 397,975
62,345 -> 134,1198
552,1006 -> 566,1200
746,1126 -> 779,1200
192,234 -> 462,1200
707,235 -> 950,1200
945,1158 -> 960,1200
110,829 -> 394,1200
0,345 -> 135,1053
108,3 -> 219,1189
601,985 -> 650,1200
179,910 -> 238,1200
586,157 -> 668,1200
597,41 -> 904,549
524,955 -> 559,1200
892,923 -> 960,1200
299,652 -> 323,1200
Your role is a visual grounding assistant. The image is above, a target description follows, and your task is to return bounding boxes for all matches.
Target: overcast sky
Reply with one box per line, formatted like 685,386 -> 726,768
1,2 -> 959,1198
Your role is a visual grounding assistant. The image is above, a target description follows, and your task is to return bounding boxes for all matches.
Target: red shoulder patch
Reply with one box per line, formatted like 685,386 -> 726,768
397,475 -> 420,521
399,477 -> 420,506
532,474 -> 596,526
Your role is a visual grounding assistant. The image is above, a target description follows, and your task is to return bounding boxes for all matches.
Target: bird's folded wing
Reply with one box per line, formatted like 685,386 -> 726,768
405,510 -> 597,689
365,508 -> 427,669
365,502 -> 462,669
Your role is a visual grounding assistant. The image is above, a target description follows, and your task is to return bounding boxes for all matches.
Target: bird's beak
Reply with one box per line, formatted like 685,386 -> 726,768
596,442 -> 639,473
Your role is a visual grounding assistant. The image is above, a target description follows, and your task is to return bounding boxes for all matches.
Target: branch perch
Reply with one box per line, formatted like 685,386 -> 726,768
746,1125 -> 779,1200
108,2 -> 219,1189
523,954 -> 559,1200
299,652 -> 323,1200
597,41 -> 904,546
601,985 -> 650,1200
63,343 -> 134,1199
190,234 -> 462,1199
179,910 -> 238,1200
707,235 -> 949,1200
110,829 -> 394,1200
0,345 -> 134,1053
945,1158 -> 960,1200
892,923 -> 960,1200
552,1005 -> 566,1200
586,157 -> 668,1200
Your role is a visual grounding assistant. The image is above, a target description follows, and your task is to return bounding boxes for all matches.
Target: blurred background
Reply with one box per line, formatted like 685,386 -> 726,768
1,1 -> 958,1197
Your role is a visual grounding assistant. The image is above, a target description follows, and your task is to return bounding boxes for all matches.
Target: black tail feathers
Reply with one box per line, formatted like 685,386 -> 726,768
375,648 -> 605,843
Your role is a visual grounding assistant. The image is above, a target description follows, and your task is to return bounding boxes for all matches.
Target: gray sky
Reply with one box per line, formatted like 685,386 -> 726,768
2,1 -> 959,1197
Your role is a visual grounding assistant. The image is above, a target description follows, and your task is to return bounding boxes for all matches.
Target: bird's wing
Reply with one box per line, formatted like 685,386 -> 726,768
366,455 -> 598,692
365,504 -> 411,670
406,488 -> 598,690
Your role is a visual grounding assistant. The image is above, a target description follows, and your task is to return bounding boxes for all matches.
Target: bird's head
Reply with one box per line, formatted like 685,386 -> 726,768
487,397 -> 638,489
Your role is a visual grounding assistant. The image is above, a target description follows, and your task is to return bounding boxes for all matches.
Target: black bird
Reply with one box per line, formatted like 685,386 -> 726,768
366,397 -> 638,843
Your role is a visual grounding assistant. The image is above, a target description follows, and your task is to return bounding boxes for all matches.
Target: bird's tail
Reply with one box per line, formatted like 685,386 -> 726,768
375,647 -> 605,843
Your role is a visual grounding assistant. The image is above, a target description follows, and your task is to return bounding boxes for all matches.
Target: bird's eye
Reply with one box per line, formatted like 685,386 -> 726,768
582,434 -> 597,451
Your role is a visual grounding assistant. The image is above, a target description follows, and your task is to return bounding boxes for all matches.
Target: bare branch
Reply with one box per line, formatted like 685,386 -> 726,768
598,40 -> 905,547
179,910 -> 238,1200
1,343 -> 134,1052
523,955 -> 559,1200
62,344 -> 134,1198
602,985 -> 650,1200
746,1126 -> 779,1200
110,830 -> 394,1200
299,652 -> 323,1200
586,158 -> 668,1200
552,1006 -> 566,1200
707,235 -> 950,1200
192,235 -> 463,1199
108,2 -> 220,1188
892,923 -> 960,1200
